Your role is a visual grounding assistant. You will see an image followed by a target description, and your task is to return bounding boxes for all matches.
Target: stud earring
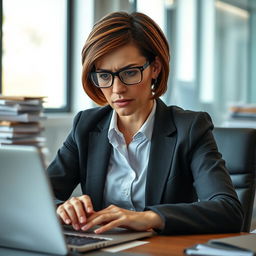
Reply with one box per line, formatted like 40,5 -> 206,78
151,78 -> 158,90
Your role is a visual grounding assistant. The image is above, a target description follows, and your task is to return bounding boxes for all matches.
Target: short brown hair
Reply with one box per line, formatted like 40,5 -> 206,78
81,11 -> 170,105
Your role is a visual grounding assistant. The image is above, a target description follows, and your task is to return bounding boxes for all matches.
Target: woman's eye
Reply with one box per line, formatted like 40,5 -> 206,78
123,69 -> 139,77
99,73 -> 111,81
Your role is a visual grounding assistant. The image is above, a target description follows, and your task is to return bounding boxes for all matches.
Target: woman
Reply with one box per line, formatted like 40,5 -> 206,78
47,11 -> 243,235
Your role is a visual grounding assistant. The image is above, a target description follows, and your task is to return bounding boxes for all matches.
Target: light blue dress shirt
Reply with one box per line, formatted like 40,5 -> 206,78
103,101 -> 156,211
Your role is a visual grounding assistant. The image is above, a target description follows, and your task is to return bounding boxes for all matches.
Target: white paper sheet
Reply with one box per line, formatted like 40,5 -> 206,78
101,241 -> 149,253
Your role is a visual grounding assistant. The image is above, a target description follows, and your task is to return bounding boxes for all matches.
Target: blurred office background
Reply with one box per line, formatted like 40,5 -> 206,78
1,0 -> 256,160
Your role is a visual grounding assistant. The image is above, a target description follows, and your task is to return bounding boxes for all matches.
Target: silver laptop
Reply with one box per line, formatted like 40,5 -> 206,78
0,145 -> 153,255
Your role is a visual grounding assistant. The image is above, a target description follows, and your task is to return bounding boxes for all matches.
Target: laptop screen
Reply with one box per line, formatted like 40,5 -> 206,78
0,145 -> 67,255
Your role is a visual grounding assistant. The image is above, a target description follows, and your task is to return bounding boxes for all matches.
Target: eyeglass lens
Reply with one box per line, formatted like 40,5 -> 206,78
92,67 -> 142,88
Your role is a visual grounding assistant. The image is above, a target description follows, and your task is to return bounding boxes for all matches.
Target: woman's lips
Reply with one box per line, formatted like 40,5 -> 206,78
113,99 -> 133,107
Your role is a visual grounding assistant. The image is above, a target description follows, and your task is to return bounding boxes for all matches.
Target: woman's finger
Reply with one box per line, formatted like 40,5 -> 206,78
56,206 -> 71,225
94,219 -> 122,234
81,211 -> 119,231
70,197 -> 87,224
79,195 -> 95,214
63,202 -> 80,230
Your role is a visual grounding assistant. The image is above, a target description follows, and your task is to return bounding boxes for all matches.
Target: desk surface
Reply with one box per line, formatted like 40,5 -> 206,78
0,233 -> 247,256
125,233 -> 246,256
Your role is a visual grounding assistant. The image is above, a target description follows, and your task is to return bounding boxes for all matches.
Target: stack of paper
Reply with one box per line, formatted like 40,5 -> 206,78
184,234 -> 256,256
0,96 -> 46,146
227,103 -> 256,120
224,103 -> 256,128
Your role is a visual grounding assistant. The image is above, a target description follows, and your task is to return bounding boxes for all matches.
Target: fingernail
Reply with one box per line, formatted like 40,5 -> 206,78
80,216 -> 86,223
65,219 -> 71,224
81,224 -> 88,231
94,228 -> 101,234
73,224 -> 80,230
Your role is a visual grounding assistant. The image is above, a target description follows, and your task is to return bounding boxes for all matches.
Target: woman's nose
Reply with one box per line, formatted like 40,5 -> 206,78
112,76 -> 127,93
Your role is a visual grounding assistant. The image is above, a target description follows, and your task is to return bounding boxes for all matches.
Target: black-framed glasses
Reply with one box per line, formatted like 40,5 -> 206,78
90,61 -> 151,88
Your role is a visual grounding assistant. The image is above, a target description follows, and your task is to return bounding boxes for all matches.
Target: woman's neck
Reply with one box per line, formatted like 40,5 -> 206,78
117,101 -> 154,144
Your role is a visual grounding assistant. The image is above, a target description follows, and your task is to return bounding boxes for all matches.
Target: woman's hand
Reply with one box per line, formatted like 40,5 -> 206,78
80,204 -> 164,234
56,195 -> 95,230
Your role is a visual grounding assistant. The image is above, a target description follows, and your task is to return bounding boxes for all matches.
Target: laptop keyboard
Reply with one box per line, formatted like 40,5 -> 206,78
65,234 -> 108,246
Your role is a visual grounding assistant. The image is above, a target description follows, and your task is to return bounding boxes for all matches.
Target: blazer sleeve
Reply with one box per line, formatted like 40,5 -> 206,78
47,111 -> 82,202
147,112 -> 244,235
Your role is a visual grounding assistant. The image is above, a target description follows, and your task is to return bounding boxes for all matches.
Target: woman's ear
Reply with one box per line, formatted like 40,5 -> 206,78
151,56 -> 162,79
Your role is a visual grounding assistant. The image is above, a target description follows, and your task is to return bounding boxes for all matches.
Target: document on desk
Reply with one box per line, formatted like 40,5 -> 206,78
184,234 -> 256,256
101,240 -> 149,253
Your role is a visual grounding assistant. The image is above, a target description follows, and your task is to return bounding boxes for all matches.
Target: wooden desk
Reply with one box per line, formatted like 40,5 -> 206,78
0,233 -> 247,255
125,233 -> 245,256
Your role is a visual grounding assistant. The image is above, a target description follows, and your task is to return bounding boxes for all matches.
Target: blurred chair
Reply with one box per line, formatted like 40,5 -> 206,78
213,127 -> 256,232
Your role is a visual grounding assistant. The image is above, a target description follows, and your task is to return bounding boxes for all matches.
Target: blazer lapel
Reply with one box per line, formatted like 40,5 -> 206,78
145,99 -> 177,206
86,113 -> 112,211
84,101 -> 176,209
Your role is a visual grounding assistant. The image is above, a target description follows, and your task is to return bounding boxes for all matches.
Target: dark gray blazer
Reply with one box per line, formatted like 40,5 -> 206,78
47,99 -> 243,235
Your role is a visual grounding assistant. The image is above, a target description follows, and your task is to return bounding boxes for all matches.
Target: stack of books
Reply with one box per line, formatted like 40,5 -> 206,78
224,103 -> 256,128
0,96 -> 46,146
228,103 -> 256,120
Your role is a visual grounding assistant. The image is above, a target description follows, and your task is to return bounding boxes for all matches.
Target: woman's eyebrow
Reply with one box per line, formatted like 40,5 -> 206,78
96,63 -> 141,72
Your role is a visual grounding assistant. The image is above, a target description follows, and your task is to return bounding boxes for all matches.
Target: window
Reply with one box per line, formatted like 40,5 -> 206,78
163,0 -> 256,125
214,0 -> 250,113
0,0 -> 71,111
